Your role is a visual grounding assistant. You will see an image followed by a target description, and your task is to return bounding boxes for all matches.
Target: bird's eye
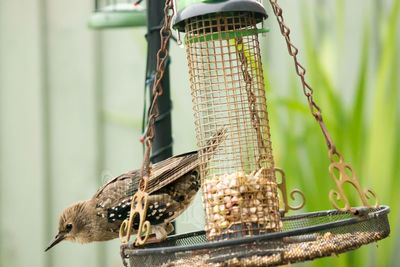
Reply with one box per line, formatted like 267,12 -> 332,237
66,224 -> 73,231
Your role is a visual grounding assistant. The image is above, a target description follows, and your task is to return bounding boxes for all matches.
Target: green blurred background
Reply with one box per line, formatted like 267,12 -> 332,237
0,0 -> 398,266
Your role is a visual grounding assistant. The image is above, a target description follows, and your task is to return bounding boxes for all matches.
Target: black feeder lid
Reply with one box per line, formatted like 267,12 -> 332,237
174,0 -> 268,32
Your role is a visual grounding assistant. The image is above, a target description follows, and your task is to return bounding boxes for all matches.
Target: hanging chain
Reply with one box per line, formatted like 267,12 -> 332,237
119,0 -> 175,246
235,37 -> 266,168
268,0 -> 378,213
139,0 -> 174,190
268,0 -> 334,153
236,35 -> 304,215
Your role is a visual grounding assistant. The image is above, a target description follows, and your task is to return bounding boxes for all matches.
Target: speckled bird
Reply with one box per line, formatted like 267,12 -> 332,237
45,129 -> 226,254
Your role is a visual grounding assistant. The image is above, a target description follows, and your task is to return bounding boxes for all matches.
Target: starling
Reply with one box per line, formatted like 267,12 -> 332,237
45,129 -> 226,254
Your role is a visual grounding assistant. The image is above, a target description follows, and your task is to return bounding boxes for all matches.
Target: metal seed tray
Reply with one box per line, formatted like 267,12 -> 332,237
125,206 -> 390,266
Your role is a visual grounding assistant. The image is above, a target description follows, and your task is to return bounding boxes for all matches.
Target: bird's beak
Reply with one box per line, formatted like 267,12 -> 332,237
44,232 -> 66,252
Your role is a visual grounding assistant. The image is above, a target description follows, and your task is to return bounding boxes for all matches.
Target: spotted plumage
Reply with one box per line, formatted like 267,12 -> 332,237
45,128 -> 226,255
44,154 -> 201,252
103,169 -> 200,230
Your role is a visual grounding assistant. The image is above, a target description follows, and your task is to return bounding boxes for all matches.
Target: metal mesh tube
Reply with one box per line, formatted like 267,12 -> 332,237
184,11 -> 281,240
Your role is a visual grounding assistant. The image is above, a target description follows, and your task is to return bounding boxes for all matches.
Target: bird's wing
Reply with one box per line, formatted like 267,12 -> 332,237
91,171 -> 138,235
107,193 -> 180,228
90,152 -> 198,235
102,127 -> 226,198
93,170 -> 140,201
125,151 -> 199,196
93,151 -> 198,204
146,151 -> 199,194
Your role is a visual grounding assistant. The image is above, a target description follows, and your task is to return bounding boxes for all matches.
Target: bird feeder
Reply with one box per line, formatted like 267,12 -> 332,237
88,0 -> 146,29
176,0 -> 281,241
125,0 -> 390,266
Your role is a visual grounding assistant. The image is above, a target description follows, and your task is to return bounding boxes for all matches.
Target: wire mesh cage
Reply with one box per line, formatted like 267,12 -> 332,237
181,8 -> 281,241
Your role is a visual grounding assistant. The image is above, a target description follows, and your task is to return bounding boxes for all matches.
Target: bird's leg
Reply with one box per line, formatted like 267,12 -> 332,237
120,233 -> 158,266
165,222 -> 175,235
119,243 -> 131,267
133,233 -> 157,244
140,223 -> 174,244
120,224 -> 173,266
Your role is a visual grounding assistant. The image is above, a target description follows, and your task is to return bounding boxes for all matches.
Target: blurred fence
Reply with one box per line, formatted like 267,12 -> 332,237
0,0 -> 398,266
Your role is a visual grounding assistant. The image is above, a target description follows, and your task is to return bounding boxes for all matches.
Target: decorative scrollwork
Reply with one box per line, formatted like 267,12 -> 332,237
119,190 -> 151,245
328,150 -> 379,212
275,167 -> 306,214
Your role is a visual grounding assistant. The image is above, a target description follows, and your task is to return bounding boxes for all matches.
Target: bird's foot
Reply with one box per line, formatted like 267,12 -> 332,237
141,233 -> 163,244
119,232 -> 167,266
120,243 -> 131,267
131,233 -> 160,244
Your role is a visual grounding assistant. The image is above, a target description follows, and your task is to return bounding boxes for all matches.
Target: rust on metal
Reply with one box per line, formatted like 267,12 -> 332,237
275,167 -> 305,214
119,0 -> 175,246
268,0 -> 379,212
185,11 -> 281,241
328,150 -> 378,212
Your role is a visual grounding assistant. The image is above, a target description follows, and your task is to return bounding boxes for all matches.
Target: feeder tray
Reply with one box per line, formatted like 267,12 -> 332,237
88,1 -> 146,29
126,206 -> 390,266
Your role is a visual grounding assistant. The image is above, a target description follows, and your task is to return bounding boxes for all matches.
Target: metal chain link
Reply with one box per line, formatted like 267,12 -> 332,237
119,0 -> 174,246
236,35 -> 305,216
268,0 -> 378,212
235,38 -> 267,168
139,0 -> 174,191
268,0 -> 337,157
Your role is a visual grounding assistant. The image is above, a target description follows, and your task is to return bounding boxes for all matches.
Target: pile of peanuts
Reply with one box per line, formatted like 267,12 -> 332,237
202,168 -> 281,239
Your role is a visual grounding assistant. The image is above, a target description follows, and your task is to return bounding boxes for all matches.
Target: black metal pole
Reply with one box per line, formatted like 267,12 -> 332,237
145,0 -> 174,235
146,0 -> 173,164
146,0 -> 173,162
